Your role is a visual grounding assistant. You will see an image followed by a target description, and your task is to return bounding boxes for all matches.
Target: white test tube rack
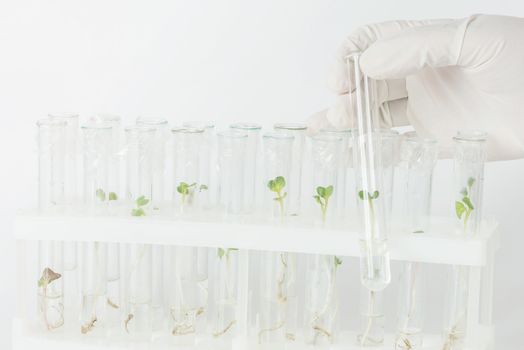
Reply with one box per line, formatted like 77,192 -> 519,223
12,211 -> 498,350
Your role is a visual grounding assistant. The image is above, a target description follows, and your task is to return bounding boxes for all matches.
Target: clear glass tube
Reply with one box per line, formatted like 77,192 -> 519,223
358,288 -> 385,346
304,254 -> 341,345
229,123 -> 262,214
452,131 -> 487,235
136,117 -> 169,211
257,132 -> 296,347
400,132 -> 438,234
274,123 -> 307,216
395,133 -> 438,349
310,135 -> 342,226
320,127 -> 353,221
351,129 -> 395,291
37,119 -> 66,331
183,121 -> 216,209
90,114 -> 122,333
80,123 -> 112,335
395,262 -> 425,350
441,130 -> 487,349
262,132 -> 294,222
212,247 -> 239,341
122,126 -> 155,339
172,127 -> 205,217
347,52 -> 394,293
217,130 -> 247,217
304,135 -> 342,345
167,245 -> 207,344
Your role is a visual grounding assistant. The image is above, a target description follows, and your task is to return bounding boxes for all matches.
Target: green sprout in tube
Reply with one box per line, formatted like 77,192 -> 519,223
455,177 -> 476,233
267,176 -> 287,219
313,185 -> 334,224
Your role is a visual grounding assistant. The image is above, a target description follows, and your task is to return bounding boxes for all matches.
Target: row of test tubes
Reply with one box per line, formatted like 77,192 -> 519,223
35,111 -> 486,349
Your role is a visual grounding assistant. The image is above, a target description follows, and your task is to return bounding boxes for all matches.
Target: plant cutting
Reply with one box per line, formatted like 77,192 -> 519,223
455,177 -> 475,233
38,267 -> 64,330
131,195 -> 150,217
267,176 -> 287,219
313,185 -> 334,224
176,182 -> 207,209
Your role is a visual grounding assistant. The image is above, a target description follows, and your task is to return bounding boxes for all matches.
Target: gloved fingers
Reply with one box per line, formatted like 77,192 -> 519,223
328,18 -> 453,94
360,16 -> 475,80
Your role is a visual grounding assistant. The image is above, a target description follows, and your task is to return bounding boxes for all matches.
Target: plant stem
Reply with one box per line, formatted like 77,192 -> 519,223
276,189 -> 285,220
360,290 -> 375,346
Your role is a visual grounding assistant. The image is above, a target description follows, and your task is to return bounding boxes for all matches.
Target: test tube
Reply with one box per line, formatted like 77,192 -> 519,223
216,130 -> 248,217
442,131 -> 487,350
229,123 -> 262,214
273,123 -> 307,216
136,117 -> 169,211
347,53 -> 393,292
319,127 -> 353,221
172,127 -> 205,216
395,133 -> 438,350
168,127 -> 207,344
80,123 -> 112,335
48,113 -> 79,326
123,126 -> 155,339
90,114 -> 122,333
256,132 -> 296,348
183,121 -> 216,209
358,288 -> 385,346
37,119 -> 66,331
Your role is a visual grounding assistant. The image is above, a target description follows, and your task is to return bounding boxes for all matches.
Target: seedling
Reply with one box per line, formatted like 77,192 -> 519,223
217,247 -> 238,259
95,188 -> 118,202
313,185 -> 334,223
358,190 -> 380,237
38,267 -> 64,330
177,182 -> 200,208
131,195 -> 149,216
267,176 -> 287,218
455,177 -> 475,233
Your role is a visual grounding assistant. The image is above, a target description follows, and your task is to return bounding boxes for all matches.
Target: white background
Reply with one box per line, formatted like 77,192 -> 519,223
1,0 -> 523,348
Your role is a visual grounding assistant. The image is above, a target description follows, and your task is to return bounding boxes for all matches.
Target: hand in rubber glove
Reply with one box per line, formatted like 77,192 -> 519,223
309,14 -> 524,161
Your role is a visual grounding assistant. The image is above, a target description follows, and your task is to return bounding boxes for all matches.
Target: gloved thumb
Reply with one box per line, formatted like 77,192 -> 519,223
360,16 -> 475,80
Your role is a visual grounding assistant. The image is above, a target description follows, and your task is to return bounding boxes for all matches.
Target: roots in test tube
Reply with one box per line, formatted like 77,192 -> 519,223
395,263 -> 424,350
258,251 -> 294,344
358,290 -> 385,346
442,266 -> 469,350
305,255 -> 342,345
212,248 -> 238,338
38,267 -> 64,331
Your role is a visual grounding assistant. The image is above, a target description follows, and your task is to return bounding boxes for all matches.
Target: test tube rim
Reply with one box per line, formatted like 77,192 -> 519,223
311,134 -> 344,143
262,131 -> 295,141
182,121 -> 215,130
229,122 -> 262,131
453,130 -> 487,143
80,123 -> 113,130
273,122 -> 308,131
403,131 -> 438,144
36,119 -> 67,128
171,126 -> 205,134
217,130 -> 248,139
92,113 -> 121,123
48,112 -> 79,120
136,116 -> 169,126
124,125 -> 156,134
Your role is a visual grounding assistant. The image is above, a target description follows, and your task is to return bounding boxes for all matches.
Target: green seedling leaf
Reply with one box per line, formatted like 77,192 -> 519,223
108,192 -> 118,201
413,230 -> 424,234
275,176 -> 286,189
358,190 -> 364,200
460,187 -> 468,197
462,197 -> 474,210
334,256 -> 343,267
313,195 -> 321,204
131,208 -> 145,217
455,201 -> 466,219
96,188 -> 106,201
325,185 -> 334,198
38,267 -> 61,288
199,184 -> 208,192
372,190 -> 380,199
467,177 -> 475,188
316,186 -> 326,198
136,196 -> 149,207
217,248 -> 225,259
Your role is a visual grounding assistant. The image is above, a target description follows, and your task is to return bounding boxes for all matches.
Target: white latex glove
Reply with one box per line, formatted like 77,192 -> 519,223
309,14 -> 524,161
